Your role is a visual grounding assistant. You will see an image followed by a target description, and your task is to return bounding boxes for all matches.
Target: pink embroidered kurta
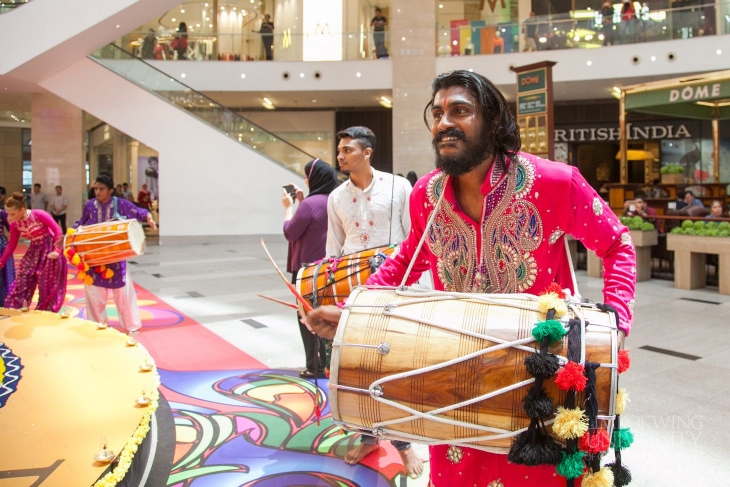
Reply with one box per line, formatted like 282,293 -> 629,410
0,210 -> 67,312
367,152 -> 636,487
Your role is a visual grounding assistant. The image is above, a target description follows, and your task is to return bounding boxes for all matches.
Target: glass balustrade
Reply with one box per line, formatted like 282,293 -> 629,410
115,1 -> 729,61
91,44 -> 318,176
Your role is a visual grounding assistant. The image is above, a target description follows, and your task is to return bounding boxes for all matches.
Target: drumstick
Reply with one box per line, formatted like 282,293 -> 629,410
260,239 -> 313,313
255,293 -> 298,309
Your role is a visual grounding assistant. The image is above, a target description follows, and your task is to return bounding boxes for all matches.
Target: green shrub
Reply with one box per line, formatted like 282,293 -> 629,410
681,220 -> 694,229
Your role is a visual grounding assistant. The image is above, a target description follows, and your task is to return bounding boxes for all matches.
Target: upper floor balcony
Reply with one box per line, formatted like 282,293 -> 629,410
115,0 -> 730,63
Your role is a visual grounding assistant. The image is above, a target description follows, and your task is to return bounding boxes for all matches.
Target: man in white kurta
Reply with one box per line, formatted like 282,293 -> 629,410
325,126 -> 423,479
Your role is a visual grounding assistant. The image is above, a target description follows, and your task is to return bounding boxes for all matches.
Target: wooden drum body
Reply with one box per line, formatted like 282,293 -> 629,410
65,220 -> 146,266
296,245 -> 396,307
329,288 -> 617,451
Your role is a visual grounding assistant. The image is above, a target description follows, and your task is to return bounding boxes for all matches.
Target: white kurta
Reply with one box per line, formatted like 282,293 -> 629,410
326,168 -> 412,256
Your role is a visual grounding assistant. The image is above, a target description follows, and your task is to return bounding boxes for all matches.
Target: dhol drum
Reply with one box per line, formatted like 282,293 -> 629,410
64,220 -> 146,266
296,245 -> 397,307
329,287 -> 618,452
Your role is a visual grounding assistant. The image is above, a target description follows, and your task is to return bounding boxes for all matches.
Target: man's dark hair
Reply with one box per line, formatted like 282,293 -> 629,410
423,70 -> 521,159
55,185 -> 62,190
0,186 -> 5,197
337,126 -> 376,153
33,183 -> 41,188
96,173 -> 114,190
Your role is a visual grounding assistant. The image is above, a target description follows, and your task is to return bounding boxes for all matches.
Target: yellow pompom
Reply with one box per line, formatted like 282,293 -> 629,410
83,262 -> 90,272
66,228 -> 76,236
104,269 -> 115,279
616,388 -> 630,415
538,293 -> 569,318
71,254 -> 81,266
77,271 -> 86,280
100,265 -> 107,272
552,406 -> 589,440
84,276 -> 95,285
581,467 -> 614,487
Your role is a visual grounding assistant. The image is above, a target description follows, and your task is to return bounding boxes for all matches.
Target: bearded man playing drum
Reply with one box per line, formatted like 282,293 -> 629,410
75,174 -> 156,336
306,70 -> 636,487
327,126 -> 424,478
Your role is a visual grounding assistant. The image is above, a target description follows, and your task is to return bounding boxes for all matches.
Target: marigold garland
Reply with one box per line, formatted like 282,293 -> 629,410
92,343 -> 160,487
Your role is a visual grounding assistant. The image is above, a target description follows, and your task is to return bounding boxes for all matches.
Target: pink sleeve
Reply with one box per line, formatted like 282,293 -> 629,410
367,184 -> 432,287
566,167 -> 636,335
0,224 -> 19,268
33,210 -> 63,240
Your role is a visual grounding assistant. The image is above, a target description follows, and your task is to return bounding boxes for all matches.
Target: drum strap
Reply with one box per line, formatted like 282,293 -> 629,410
400,181 -> 446,287
563,235 -> 581,300
388,172 -> 395,245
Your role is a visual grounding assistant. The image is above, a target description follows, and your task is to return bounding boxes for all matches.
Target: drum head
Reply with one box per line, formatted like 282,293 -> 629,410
127,220 -> 147,256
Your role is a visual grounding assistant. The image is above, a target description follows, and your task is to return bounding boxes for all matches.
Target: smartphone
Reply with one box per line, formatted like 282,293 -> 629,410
283,184 -> 297,199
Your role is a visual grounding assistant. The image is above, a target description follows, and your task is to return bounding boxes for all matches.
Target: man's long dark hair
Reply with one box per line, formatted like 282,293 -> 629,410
423,70 -> 521,160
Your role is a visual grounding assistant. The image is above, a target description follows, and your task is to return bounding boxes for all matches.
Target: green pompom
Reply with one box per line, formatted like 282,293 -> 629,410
532,319 -> 566,344
556,450 -> 585,479
611,427 -> 635,450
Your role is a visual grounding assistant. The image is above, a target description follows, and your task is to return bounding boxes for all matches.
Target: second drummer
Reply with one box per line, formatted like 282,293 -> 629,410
74,174 -> 156,336
326,126 -> 423,478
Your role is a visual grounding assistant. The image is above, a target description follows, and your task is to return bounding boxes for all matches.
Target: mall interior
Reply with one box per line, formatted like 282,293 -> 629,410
1,0 -> 730,486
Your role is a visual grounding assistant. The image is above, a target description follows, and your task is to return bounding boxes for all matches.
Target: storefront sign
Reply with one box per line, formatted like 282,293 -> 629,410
518,92 -> 547,115
554,122 -> 694,142
625,79 -> 730,110
517,70 -> 546,93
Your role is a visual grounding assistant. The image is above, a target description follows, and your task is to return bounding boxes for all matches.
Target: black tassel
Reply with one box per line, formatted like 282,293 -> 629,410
607,455 -> 633,486
523,387 -> 554,419
525,352 -> 560,379
508,420 -> 563,466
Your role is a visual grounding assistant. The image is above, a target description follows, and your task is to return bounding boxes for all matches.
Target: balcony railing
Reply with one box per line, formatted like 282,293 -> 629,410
118,1 -> 729,62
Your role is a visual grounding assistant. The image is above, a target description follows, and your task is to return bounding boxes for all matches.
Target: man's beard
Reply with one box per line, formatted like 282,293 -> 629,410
432,128 -> 491,177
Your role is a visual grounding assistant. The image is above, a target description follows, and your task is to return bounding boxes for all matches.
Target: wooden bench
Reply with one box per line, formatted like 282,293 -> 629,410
666,234 -> 730,295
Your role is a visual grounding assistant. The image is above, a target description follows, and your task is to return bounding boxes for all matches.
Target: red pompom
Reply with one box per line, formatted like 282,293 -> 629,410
542,282 -> 566,299
555,361 -> 587,391
579,429 -> 610,454
76,264 -> 85,272
618,350 -> 631,374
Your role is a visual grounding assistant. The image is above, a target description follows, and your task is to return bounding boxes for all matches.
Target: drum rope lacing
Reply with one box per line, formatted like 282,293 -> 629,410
335,290 -> 617,447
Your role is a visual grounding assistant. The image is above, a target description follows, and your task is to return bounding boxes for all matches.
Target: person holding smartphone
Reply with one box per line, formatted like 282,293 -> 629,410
281,159 -> 339,379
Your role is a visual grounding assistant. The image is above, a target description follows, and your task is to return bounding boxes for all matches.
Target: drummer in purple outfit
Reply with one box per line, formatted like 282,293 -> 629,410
75,174 -> 156,335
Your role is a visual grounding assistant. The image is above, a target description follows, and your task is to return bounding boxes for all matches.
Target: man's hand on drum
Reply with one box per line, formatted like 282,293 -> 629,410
146,213 -> 157,230
303,305 -> 342,340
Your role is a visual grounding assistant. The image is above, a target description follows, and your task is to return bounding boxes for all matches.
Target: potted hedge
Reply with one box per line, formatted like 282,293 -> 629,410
660,163 -> 684,184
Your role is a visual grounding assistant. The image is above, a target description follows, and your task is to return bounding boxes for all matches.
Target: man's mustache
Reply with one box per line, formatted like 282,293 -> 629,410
433,128 -> 467,144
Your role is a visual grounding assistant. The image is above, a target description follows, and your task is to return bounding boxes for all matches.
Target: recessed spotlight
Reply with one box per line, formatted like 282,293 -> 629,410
116,24 -> 120,28
650,55 -> 656,61
439,3 -> 443,7
233,6 -> 236,10
401,36 -> 406,41
241,73 -> 246,78
312,99 -> 317,103
718,49 -> 723,55
181,73 -> 186,78
468,68 -> 473,72
172,17 -> 176,22
221,5 -> 225,9
196,24 -> 200,27
586,60 -> 592,66
299,73 -> 305,78
356,72 -> 361,77
180,9 -> 185,13
613,86 -> 621,93
204,3 -> 208,6
206,17 -> 210,21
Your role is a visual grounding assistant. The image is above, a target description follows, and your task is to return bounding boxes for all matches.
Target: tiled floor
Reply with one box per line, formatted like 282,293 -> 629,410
135,235 -> 730,487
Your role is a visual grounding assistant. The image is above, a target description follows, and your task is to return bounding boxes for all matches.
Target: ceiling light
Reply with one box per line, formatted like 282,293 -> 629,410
586,60 -> 592,66
208,24 -> 212,27
613,86 -> 622,93
718,49 -> 723,55
206,17 -> 210,21
116,24 -> 120,28
196,24 -> 200,27
439,3 -> 443,7
379,96 -> 392,109
299,73 -> 305,78
233,7 -> 236,10
262,98 -> 275,110
241,73 -> 246,78
181,73 -> 186,78
312,99 -> 317,103
356,72 -> 361,77
401,36 -> 406,41
204,3 -> 208,6
650,55 -> 656,61
181,9 -> 185,13
172,18 -> 176,22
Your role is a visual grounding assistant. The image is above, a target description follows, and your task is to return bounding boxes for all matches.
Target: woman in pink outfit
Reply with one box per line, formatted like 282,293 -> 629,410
0,193 -> 67,312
